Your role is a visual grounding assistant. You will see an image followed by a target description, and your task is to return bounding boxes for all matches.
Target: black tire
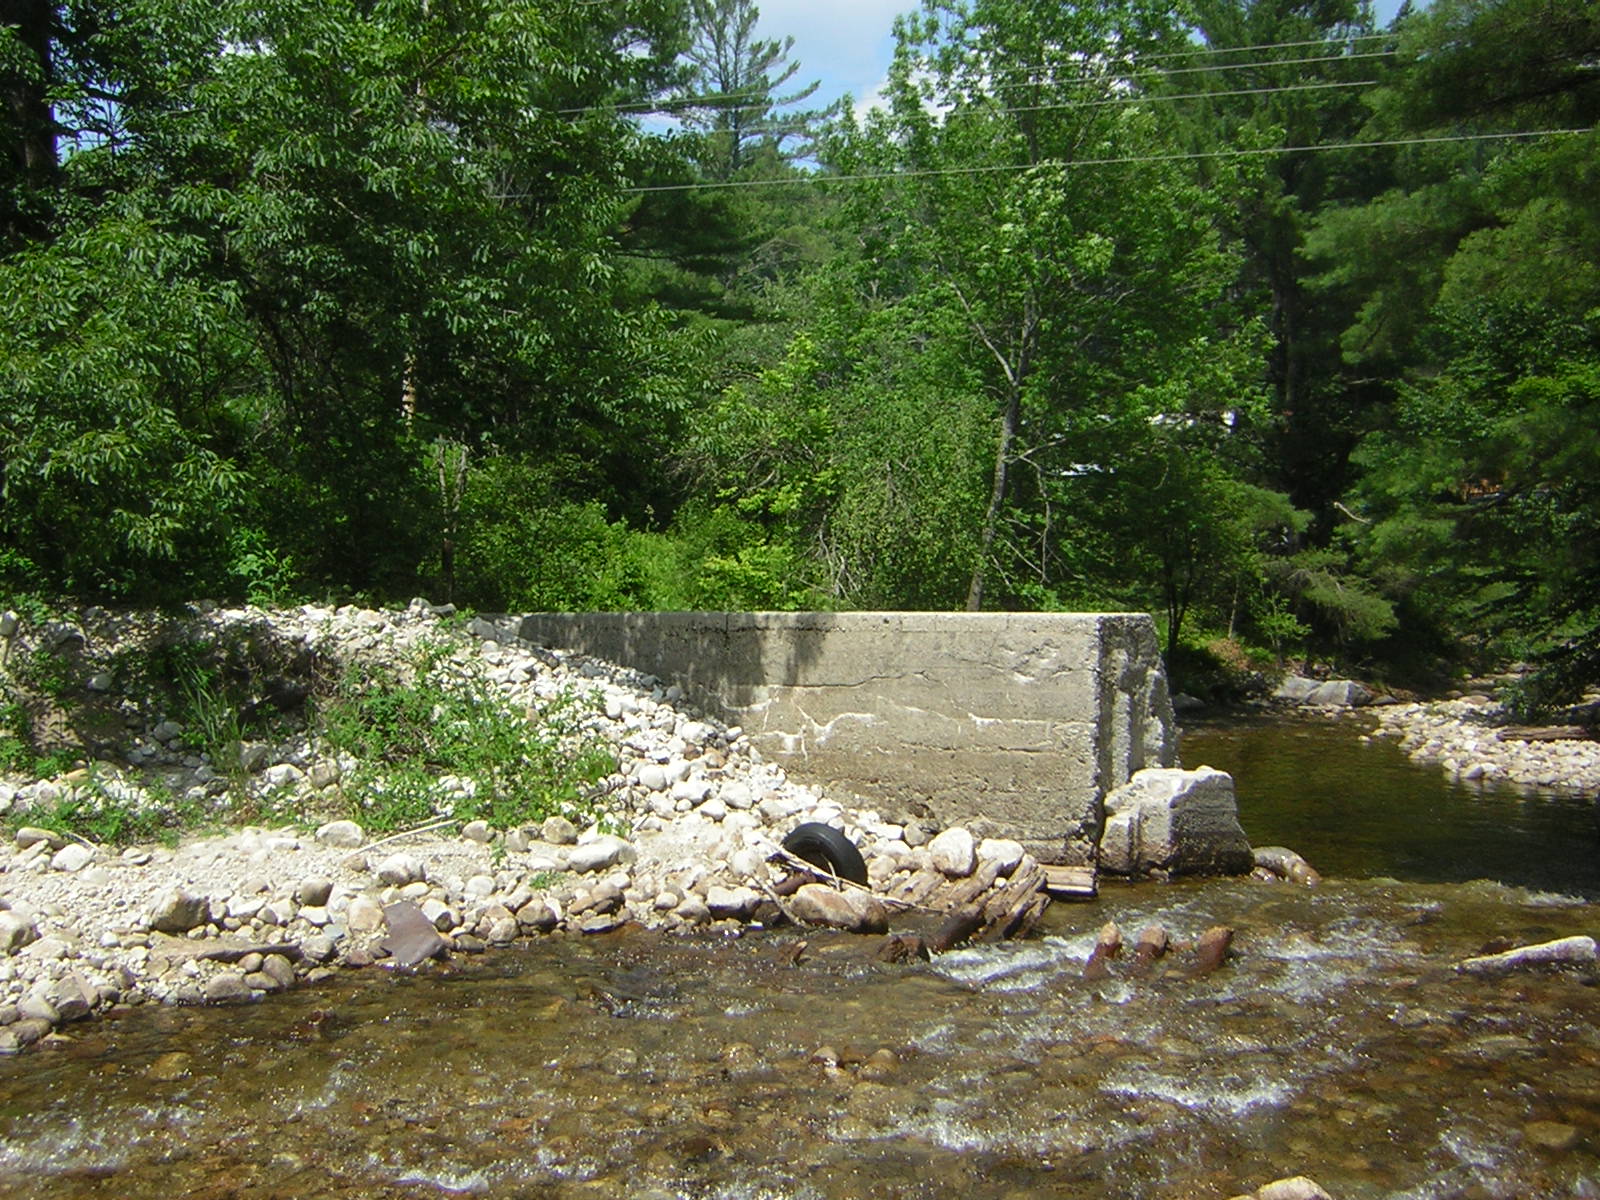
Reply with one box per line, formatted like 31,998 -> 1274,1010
781,822 -> 869,886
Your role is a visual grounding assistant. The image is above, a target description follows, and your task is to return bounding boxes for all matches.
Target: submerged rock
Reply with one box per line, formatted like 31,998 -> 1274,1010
1252,846 -> 1322,887
1243,1178 -> 1335,1200
1523,1120 -> 1582,1151
1083,920 -> 1122,980
1188,925 -> 1235,978
1130,923 -> 1168,976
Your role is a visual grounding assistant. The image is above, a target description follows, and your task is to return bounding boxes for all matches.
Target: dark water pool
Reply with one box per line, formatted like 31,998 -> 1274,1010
1182,714 -> 1600,898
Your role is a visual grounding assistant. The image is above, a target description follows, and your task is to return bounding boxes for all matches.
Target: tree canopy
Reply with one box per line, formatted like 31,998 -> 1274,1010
3,0 -> 1596,711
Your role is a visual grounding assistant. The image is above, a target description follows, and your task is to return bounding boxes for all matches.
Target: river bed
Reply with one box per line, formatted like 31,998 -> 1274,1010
1,717 -> 1596,1199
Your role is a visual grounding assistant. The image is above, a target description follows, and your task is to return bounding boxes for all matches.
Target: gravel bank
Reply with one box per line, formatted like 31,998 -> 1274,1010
1369,694 -> 1600,795
0,602 -> 1041,1052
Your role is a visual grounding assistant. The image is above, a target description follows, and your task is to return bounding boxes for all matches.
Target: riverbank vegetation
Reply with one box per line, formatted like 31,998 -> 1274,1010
2,0 -> 1596,711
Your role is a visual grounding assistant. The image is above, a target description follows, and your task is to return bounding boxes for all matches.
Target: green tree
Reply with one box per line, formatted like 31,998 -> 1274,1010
1177,0 -> 1394,528
677,0 -> 831,177
0,0 -> 694,601
815,0 -> 1251,612
1324,0 -> 1600,705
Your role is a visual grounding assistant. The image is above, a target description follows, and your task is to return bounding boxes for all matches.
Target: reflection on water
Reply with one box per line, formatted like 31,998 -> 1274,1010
0,718 -> 1596,1200
1183,714 -> 1600,898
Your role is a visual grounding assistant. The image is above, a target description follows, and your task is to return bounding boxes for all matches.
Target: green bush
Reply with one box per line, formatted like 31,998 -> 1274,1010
316,638 -> 616,832
452,455 -> 650,612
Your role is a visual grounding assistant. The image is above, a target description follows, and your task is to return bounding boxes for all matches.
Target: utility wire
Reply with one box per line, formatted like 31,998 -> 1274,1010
558,45 -> 1397,120
493,127 -> 1585,198
703,78 -> 1380,139
968,37 -> 1396,88
1109,30 -> 1395,62
945,77 -> 1378,118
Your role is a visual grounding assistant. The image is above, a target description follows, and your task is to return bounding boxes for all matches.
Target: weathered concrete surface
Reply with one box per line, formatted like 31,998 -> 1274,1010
515,612 -> 1176,865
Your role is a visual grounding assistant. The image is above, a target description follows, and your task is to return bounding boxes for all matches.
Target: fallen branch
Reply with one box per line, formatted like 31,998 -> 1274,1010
360,817 -> 459,852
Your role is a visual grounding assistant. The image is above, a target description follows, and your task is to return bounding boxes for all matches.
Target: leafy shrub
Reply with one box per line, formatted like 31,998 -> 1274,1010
227,528 -> 302,608
452,455 -> 650,612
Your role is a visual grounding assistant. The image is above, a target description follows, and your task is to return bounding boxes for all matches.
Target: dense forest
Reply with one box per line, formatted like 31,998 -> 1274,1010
2,0 -> 1596,709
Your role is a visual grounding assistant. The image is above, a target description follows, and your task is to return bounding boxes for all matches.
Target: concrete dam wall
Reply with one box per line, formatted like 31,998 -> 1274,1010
512,611 -> 1177,866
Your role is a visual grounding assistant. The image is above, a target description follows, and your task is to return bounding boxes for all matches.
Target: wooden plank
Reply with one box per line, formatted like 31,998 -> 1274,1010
1497,725 -> 1597,743
1041,864 -> 1097,900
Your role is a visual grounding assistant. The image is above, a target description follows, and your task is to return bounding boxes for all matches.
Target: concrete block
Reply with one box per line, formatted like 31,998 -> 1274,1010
514,611 -> 1177,865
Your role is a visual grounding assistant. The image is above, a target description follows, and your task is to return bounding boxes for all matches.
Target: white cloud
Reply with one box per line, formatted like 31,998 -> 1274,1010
754,0 -> 915,109
851,70 -> 896,117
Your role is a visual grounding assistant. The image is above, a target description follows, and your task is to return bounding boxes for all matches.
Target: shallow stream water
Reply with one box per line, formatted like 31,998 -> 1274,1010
1,716 -> 1596,1199
1183,714 -> 1600,898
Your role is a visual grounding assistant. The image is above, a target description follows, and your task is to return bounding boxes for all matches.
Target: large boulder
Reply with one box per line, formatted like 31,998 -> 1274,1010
1098,766 -> 1253,878
1307,679 -> 1373,707
1273,675 -> 1373,707
787,883 -> 889,933
566,835 -> 635,874
1272,675 -> 1319,703
151,887 -> 211,933
0,911 -> 39,952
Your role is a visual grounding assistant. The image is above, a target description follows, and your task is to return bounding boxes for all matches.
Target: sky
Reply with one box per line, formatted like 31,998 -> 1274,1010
752,0 -> 1416,117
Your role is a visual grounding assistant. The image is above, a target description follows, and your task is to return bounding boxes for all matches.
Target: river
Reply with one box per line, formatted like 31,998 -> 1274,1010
1,715 -> 1595,1199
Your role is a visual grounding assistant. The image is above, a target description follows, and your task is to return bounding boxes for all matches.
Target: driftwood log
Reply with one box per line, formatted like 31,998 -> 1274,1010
771,843 -> 1056,952
1496,725 -> 1598,743
881,854 -> 1053,948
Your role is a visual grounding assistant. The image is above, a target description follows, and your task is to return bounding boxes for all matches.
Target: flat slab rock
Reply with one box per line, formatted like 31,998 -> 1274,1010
196,941 -> 305,964
381,901 -> 448,968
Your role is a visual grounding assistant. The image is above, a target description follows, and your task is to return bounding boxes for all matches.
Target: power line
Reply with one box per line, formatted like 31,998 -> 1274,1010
1115,47 -> 1394,81
951,77 -> 1379,118
529,127 -> 1586,196
1120,30 -> 1395,63
958,48 -> 1393,100
712,78 -> 1380,140
557,43 -> 1397,122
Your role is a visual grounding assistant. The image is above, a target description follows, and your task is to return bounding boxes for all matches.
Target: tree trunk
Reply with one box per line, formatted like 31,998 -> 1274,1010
966,383 -> 1020,612
2,0 -> 58,238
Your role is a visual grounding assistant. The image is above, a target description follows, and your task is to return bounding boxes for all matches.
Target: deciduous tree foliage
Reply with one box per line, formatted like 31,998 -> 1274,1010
1,0 -> 1595,704
1,0 -> 690,599
785,0 -> 1267,616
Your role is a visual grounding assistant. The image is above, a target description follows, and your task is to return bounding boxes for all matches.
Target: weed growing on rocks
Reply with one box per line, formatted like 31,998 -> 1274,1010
0,693 -> 33,776
11,770 -> 206,846
13,645 -> 77,704
318,637 -> 616,833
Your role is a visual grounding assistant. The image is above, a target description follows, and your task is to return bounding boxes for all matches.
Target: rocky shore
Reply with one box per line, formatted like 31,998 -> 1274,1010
0,602 -> 1049,1052
1368,694 -> 1600,795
